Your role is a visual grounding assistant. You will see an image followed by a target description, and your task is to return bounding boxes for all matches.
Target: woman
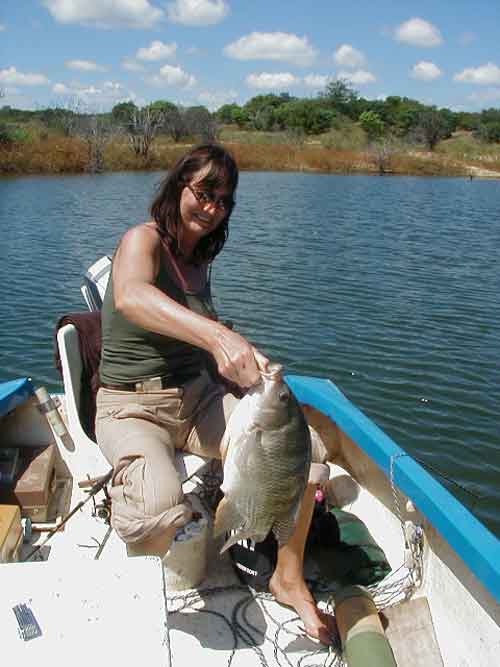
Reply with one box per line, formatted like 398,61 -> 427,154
95,143 -> 335,644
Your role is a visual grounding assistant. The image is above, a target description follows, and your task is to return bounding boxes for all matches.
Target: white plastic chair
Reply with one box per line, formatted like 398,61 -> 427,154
81,255 -> 112,312
57,323 -> 209,483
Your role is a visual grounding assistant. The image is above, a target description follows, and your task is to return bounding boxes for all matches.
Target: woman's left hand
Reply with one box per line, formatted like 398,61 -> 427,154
211,325 -> 270,388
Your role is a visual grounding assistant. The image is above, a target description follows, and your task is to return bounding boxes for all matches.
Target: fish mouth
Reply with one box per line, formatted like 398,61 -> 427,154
260,363 -> 283,381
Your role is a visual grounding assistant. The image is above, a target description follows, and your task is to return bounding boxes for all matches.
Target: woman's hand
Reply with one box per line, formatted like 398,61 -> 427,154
211,325 -> 270,388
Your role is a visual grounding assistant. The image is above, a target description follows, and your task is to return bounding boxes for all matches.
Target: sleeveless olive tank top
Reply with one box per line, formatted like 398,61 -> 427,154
100,249 -> 217,387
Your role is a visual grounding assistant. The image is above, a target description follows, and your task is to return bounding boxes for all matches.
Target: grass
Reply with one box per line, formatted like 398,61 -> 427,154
1,128 -> 499,178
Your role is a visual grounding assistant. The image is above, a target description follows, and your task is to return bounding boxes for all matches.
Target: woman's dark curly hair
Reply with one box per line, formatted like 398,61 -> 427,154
151,143 -> 238,264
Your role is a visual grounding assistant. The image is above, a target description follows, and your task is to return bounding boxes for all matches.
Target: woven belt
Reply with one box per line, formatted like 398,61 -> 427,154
101,376 -> 170,392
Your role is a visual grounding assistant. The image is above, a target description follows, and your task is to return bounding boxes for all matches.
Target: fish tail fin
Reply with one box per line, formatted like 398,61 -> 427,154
219,529 -> 257,554
213,496 -> 243,538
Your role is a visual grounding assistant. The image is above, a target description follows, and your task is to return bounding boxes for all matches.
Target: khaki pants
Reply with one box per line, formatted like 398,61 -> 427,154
95,371 -> 239,544
95,371 -> 327,545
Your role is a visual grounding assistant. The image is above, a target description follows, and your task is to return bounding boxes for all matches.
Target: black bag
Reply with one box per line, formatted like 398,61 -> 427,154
228,500 -> 391,593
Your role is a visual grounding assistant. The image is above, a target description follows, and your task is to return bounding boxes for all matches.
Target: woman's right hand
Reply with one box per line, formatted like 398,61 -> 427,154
211,325 -> 270,388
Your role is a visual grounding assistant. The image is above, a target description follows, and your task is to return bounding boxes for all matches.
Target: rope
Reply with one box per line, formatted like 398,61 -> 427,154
167,584 -> 342,667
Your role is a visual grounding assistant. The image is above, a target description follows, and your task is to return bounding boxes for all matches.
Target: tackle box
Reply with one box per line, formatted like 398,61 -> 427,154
0,445 -> 57,522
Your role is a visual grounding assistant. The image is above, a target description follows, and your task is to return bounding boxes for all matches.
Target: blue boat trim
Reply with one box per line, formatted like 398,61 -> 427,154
0,377 -> 35,418
286,374 -> 500,604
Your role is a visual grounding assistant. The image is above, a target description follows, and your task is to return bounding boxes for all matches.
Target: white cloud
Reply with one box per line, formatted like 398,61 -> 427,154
167,0 -> 229,25
51,80 -> 135,110
246,72 -> 300,89
454,63 -> 500,85
334,44 -> 366,69
395,17 -> 443,47
53,82 -> 71,94
467,88 -> 500,102
198,89 -> 238,111
121,59 -> 145,72
65,59 -> 107,72
136,40 -> 177,61
303,74 -> 329,88
338,69 -> 376,85
411,61 -> 442,81
103,81 -> 123,90
0,66 -> 49,86
43,0 -> 163,29
225,32 -> 317,67
0,23 -> 6,31
149,64 -> 196,88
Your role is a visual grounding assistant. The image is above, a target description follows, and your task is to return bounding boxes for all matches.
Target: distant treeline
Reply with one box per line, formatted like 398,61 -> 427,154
1,79 -> 500,149
1,79 -> 499,176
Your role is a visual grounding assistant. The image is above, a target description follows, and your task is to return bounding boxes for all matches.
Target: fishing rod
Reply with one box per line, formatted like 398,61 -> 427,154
22,469 -> 113,562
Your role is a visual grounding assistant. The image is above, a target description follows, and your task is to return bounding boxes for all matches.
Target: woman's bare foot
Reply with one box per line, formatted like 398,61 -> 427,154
269,572 -> 337,645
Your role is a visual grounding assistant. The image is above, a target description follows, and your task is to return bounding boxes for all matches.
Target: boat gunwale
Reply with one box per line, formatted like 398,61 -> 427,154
286,373 -> 500,605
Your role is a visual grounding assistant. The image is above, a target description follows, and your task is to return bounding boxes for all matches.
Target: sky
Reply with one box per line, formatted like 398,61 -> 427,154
1,1 -> 500,114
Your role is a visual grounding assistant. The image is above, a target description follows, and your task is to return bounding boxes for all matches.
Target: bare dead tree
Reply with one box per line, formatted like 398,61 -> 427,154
78,114 -> 115,173
127,106 -> 165,160
368,137 -> 397,175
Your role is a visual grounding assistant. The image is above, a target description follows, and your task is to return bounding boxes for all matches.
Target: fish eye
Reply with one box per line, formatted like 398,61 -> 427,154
278,389 -> 289,403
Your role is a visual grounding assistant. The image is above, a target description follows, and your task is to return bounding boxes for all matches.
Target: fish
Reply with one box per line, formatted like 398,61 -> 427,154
213,364 -> 312,553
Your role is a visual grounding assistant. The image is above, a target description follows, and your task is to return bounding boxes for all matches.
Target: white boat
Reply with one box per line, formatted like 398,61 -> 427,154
0,260 -> 499,666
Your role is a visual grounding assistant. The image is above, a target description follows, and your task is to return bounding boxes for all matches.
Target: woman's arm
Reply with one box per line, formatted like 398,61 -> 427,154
112,224 -> 269,388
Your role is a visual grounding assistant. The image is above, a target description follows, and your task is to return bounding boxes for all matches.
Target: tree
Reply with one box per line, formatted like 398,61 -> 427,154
216,103 -> 242,124
111,101 -> 138,126
368,137 -> 397,174
183,106 -> 217,141
359,110 -> 385,141
127,106 -> 165,159
414,109 -> 452,151
0,88 -> 13,146
321,78 -> 359,118
163,105 -> 187,142
149,99 -> 177,115
231,106 -> 250,129
474,109 -> 500,143
77,114 -> 115,172
275,99 -> 335,135
243,94 -> 295,130
375,96 -> 425,137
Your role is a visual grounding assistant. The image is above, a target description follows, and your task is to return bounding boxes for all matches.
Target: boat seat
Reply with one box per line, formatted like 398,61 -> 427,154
81,255 -> 112,312
56,322 -> 210,484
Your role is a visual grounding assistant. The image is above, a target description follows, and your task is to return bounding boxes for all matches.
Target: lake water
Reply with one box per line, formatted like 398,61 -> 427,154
1,170 -> 499,537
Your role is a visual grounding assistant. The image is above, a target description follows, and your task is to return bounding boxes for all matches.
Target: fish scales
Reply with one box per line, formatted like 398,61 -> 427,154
214,366 -> 312,553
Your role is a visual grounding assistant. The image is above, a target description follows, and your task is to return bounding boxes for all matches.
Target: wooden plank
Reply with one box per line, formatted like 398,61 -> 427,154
382,597 -> 443,667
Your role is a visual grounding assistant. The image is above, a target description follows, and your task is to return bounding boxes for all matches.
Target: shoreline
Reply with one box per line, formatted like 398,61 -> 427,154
1,139 -> 499,180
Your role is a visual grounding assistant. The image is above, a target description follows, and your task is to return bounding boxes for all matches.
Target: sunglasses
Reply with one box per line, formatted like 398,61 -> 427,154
185,184 -> 234,212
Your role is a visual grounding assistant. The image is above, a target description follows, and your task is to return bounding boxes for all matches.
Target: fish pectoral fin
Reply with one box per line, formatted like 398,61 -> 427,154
213,496 -> 243,538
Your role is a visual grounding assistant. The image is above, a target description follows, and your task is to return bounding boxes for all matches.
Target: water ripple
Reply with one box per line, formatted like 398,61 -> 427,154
1,171 -> 499,536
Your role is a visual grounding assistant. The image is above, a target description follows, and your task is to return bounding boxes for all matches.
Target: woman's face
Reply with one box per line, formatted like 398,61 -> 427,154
179,165 -> 232,247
